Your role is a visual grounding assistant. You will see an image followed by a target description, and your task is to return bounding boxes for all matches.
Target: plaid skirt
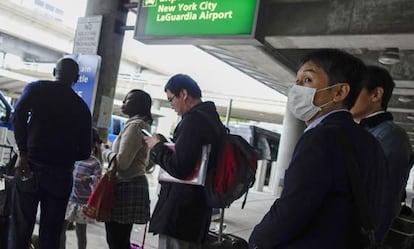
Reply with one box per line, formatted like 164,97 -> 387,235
111,175 -> 150,224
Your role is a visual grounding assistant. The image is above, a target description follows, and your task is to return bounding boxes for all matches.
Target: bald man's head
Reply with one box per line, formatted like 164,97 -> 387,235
53,58 -> 79,86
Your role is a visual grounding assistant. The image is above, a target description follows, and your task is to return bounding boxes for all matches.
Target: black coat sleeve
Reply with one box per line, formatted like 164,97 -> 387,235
152,114 -> 204,179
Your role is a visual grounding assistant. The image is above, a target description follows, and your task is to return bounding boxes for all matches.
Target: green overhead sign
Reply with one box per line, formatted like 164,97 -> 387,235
134,0 -> 262,44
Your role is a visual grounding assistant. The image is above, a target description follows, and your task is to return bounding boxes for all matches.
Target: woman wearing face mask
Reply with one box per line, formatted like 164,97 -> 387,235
101,89 -> 152,249
249,49 -> 391,249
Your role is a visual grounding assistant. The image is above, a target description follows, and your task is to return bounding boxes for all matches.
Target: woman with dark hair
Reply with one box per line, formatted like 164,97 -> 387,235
102,89 -> 152,249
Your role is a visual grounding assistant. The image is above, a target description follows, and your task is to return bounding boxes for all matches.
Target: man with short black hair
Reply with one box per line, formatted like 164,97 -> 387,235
145,74 -> 223,249
249,49 -> 391,248
9,57 -> 92,249
351,65 -> 414,240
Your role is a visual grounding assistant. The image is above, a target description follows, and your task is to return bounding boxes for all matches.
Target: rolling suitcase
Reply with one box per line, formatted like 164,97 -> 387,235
203,208 -> 248,249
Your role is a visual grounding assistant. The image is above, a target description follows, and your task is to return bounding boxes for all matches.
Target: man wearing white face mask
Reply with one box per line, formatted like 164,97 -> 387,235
249,49 -> 391,249
287,83 -> 338,123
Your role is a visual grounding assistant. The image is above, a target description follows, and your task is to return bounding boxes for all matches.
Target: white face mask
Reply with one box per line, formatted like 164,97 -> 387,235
287,84 -> 336,121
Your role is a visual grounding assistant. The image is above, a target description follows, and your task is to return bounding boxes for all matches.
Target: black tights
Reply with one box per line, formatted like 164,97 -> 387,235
105,221 -> 133,249
60,220 -> 87,249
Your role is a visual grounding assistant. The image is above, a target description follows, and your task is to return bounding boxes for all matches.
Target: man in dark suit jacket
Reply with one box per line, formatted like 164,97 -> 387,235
249,49 -> 391,249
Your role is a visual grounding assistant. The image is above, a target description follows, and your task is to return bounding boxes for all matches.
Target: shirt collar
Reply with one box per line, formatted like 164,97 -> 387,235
364,110 -> 385,119
305,109 -> 349,132
359,111 -> 393,129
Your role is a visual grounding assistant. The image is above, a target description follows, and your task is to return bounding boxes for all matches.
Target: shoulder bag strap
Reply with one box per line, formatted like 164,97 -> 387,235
334,127 -> 378,246
106,154 -> 117,177
194,109 -> 226,137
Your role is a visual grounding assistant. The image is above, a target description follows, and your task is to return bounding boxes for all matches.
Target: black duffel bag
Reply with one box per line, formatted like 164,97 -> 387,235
383,204 -> 414,249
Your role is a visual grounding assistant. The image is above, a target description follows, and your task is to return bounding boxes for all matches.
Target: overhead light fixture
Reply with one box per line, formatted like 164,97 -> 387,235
408,114 -> 414,121
378,48 -> 400,65
398,96 -> 413,103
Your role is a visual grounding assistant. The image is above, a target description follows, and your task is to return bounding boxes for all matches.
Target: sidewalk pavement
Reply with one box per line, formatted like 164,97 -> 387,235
63,169 -> 277,249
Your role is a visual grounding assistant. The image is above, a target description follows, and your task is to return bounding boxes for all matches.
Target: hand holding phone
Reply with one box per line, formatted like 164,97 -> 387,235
141,129 -> 152,137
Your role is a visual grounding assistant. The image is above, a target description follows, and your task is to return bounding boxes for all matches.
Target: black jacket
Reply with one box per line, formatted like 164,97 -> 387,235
12,80 -> 92,167
149,101 -> 222,242
13,81 -> 92,167
249,111 -> 391,249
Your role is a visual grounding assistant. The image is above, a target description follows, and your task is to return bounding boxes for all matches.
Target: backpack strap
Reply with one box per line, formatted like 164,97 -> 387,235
332,126 -> 379,247
194,110 -> 227,137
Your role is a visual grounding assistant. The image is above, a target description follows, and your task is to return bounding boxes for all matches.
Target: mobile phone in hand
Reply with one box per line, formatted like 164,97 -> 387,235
141,129 -> 152,137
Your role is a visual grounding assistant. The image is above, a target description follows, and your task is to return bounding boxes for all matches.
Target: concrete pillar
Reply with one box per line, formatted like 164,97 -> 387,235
271,107 -> 305,197
152,99 -> 161,110
85,0 -> 128,141
268,161 -> 278,191
254,159 -> 268,192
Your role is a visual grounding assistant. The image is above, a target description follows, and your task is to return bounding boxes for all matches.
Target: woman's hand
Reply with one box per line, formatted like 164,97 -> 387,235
100,142 -> 110,152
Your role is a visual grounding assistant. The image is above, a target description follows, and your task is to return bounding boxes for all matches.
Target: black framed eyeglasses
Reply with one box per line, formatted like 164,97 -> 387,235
167,95 -> 176,103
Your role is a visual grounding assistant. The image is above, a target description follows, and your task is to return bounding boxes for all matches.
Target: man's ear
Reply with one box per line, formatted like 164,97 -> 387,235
371,87 -> 384,103
333,83 -> 350,102
181,89 -> 188,101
